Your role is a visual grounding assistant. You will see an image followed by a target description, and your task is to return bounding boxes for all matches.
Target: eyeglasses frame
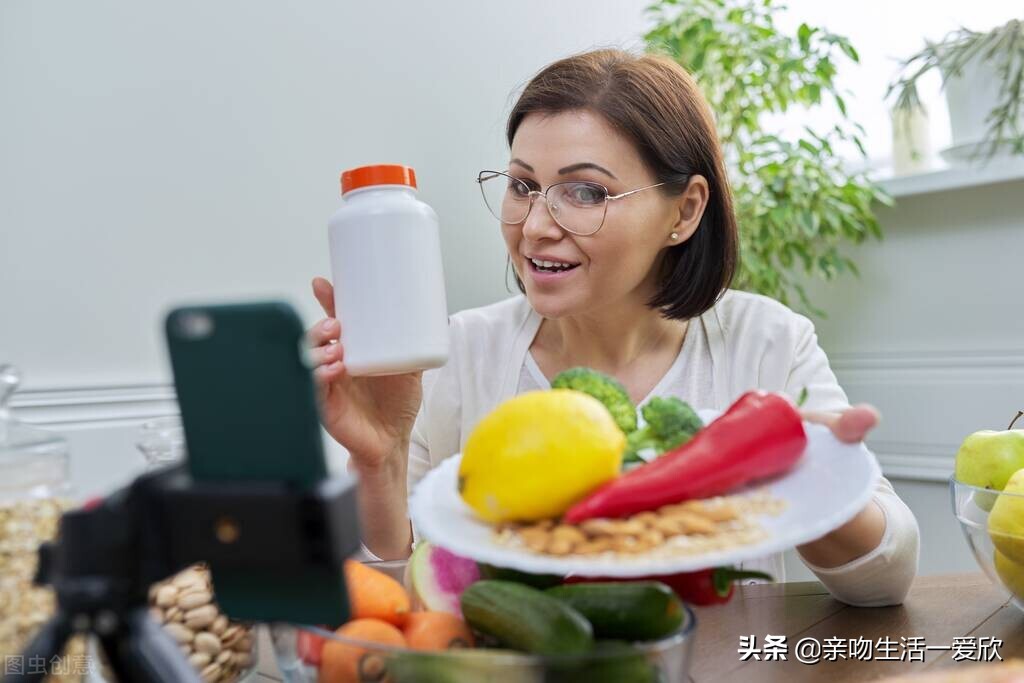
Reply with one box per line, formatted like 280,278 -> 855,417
476,169 -> 670,236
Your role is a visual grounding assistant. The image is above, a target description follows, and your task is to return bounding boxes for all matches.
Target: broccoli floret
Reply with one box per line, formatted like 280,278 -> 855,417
623,396 -> 702,462
551,366 -> 637,434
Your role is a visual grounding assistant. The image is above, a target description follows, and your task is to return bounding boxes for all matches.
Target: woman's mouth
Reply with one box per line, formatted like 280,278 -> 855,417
532,255 -> 581,272
526,257 -> 581,283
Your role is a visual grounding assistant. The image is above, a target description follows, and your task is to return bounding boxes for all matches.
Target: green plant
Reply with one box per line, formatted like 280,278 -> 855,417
888,19 -> 1024,159
644,0 -> 889,315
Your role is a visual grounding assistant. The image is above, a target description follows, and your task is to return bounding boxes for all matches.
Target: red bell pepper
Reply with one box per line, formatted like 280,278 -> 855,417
654,567 -> 774,605
564,391 -> 807,523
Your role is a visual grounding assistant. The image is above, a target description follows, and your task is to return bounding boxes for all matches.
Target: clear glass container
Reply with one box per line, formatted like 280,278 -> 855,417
270,560 -> 697,683
0,364 -> 83,678
135,416 -> 186,469
951,477 -> 1024,613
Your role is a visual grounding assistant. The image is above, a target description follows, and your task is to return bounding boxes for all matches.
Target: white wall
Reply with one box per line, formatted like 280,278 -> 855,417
1,0 -> 652,390
1,0 -> 650,493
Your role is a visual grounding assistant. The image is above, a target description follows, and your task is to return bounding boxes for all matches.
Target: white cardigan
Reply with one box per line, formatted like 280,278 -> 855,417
406,290 -> 920,606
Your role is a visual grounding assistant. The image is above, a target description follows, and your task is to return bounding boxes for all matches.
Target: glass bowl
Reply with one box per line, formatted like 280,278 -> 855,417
950,477 -> 1024,613
269,561 -> 696,683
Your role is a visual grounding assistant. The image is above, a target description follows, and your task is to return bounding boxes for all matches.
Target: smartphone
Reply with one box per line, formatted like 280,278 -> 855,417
165,302 -> 327,485
164,301 -> 351,625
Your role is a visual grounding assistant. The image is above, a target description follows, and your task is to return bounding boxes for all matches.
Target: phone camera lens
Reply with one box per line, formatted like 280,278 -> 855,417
174,312 -> 215,340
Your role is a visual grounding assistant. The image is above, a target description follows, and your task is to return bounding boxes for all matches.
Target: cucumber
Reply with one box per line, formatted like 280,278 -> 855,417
544,582 -> 684,641
460,580 -> 594,655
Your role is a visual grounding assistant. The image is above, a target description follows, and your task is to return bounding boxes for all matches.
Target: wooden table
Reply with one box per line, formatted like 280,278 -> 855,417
689,573 -> 1023,682
256,573 -> 1023,682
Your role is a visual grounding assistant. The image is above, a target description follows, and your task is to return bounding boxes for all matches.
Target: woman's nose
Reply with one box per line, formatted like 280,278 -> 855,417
521,195 -> 564,241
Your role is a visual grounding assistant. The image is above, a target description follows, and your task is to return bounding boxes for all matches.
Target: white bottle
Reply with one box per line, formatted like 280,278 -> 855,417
328,164 -> 449,376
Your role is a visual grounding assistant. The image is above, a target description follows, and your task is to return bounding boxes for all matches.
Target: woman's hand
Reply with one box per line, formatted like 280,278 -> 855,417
797,404 -> 887,568
308,277 -> 424,474
801,404 -> 880,444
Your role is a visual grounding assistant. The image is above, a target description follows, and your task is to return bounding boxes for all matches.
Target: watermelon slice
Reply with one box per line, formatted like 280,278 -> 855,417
408,541 -> 480,616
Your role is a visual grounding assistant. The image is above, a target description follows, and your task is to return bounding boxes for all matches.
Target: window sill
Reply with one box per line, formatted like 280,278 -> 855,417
875,157 -> 1024,199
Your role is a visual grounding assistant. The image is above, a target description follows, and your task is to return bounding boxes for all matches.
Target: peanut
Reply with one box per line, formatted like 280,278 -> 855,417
642,529 -> 666,546
178,589 -> 214,610
172,568 -> 207,590
220,625 -> 244,649
200,662 -> 221,683
632,512 -> 660,527
653,517 -> 688,536
188,652 -> 212,669
155,585 -> 178,607
234,635 -> 253,653
194,631 -> 222,656
185,604 -> 218,631
688,501 -> 738,522
669,511 -> 718,535
615,520 -> 647,536
574,538 -> 614,554
211,615 -> 229,636
519,527 -> 549,544
551,525 -> 587,544
546,537 -> 575,555
579,519 -> 620,537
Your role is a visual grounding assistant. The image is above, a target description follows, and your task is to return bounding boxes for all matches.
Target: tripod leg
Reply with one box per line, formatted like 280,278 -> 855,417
1,615 -> 72,683
98,608 -> 202,683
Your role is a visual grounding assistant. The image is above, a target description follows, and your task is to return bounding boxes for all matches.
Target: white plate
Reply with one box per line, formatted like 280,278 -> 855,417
409,410 -> 881,576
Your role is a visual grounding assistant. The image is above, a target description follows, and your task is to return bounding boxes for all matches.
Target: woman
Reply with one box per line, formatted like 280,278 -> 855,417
308,48 -> 919,606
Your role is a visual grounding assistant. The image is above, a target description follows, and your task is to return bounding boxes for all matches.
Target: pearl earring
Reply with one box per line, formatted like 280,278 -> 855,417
670,232 -> 679,240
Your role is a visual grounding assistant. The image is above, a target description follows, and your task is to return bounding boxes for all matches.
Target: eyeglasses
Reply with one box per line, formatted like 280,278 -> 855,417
477,170 -> 668,236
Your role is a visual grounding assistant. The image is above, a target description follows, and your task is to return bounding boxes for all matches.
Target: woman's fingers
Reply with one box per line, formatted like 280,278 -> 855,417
312,277 -> 336,318
314,360 -> 346,384
801,404 -> 880,444
308,317 -> 341,347
307,339 -> 343,368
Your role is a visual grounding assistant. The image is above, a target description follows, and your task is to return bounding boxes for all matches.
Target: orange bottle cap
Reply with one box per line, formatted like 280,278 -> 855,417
340,164 -> 417,194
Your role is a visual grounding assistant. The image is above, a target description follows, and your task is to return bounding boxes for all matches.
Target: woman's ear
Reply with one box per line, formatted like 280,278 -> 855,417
668,175 -> 710,245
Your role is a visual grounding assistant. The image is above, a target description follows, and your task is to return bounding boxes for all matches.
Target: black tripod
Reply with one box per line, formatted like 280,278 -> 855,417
4,464 -> 361,683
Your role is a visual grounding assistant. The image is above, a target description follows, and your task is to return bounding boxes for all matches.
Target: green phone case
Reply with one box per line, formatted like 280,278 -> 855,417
165,302 -> 348,625
166,302 -> 327,485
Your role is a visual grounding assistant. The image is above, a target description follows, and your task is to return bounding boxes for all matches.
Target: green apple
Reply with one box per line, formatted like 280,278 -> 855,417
955,416 -> 1024,511
988,468 -> 1024,564
994,548 -> 1024,600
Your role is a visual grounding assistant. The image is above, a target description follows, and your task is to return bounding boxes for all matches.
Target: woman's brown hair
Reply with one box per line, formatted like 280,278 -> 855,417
506,48 -> 738,320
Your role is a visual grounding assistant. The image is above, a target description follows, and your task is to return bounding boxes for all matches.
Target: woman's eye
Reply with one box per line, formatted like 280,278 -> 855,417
508,179 -> 532,197
568,184 -> 606,205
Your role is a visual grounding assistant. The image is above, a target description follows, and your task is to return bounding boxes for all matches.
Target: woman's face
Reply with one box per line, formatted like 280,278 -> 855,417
502,109 -> 696,320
